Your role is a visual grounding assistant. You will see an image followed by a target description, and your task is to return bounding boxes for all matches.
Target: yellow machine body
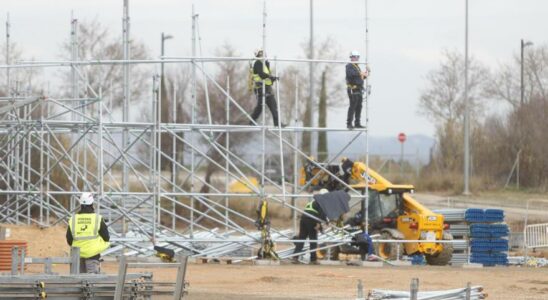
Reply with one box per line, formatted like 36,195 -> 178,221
300,159 -> 447,259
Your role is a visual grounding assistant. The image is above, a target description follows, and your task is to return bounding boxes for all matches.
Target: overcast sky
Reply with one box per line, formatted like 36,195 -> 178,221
3,0 -> 547,138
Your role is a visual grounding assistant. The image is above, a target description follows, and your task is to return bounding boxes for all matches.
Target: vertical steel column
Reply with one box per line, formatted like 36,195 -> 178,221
70,16 -> 80,211
260,0 -> 267,204
24,104 -> 30,224
172,84 -> 177,230
364,0 -> 370,233
39,97 -> 45,224
98,87 -> 104,216
274,58 -> 287,207
156,73 -> 162,244
152,75 -> 160,243
463,0 -> 470,195
309,0 -> 315,156
5,13 -> 9,93
225,76 -> 230,231
45,99 -> 51,224
122,0 -> 131,231
190,5 -> 197,237
292,77 -> 299,233
5,14 -> 14,223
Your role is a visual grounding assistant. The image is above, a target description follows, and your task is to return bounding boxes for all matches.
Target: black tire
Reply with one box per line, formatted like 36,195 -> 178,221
425,232 -> 454,266
375,232 -> 403,260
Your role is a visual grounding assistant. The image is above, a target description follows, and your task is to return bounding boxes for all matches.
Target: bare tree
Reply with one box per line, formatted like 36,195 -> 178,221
419,50 -> 488,125
419,50 -> 488,175
59,18 -> 149,107
485,45 -> 548,108
0,42 -> 44,97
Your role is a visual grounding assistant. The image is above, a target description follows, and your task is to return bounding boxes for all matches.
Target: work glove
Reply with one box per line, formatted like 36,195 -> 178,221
270,76 -> 279,82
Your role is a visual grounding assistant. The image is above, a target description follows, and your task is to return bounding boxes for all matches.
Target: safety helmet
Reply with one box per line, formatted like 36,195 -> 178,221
254,48 -> 264,57
319,188 -> 329,194
349,50 -> 360,58
79,192 -> 95,205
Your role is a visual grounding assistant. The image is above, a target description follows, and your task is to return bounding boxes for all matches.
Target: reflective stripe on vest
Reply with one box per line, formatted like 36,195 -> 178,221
69,213 -> 110,258
304,201 -> 318,214
252,60 -> 273,86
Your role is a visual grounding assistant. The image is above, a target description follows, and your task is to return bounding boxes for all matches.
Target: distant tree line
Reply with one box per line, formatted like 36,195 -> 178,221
419,46 -> 548,191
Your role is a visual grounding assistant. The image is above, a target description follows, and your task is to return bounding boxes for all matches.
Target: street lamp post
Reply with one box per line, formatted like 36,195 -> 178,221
161,32 -> 174,80
521,39 -> 533,106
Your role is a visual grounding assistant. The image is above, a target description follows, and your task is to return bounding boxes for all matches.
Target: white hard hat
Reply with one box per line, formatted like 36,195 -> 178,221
319,188 -> 329,194
254,48 -> 264,57
349,50 -> 360,58
79,192 -> 95,205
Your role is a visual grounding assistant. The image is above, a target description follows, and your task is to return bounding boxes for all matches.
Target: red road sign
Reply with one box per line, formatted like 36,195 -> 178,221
398,132 -> 407,143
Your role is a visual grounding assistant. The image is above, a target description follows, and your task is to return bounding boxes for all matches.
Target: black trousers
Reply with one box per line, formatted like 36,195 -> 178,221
346,88 -> 363,126
252,85 -> 279,126
293,215 -> 319,261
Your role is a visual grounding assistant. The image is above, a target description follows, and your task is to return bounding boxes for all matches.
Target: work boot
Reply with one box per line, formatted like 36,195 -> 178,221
309,260 -> 320,265
275,123 -> 287,128
354,124 -> 364,129
347,124 -> 354,129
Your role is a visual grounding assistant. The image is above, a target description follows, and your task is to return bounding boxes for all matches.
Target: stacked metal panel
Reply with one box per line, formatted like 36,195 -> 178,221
467,210 -> 509,266
433,208 -> 469,265
435,208 -> 510,266
368,285 -> 486,300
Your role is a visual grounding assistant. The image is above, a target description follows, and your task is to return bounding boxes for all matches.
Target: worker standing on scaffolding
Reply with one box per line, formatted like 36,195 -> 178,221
249,48 -> 284,127
345,50 -> 368,129
292,189 -> 328,265
66,193 -> 110,274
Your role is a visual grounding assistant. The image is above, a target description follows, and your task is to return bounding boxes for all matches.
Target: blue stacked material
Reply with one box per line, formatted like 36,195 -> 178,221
470,238 -> 509,252
410,255 -> 426,265
484,209 -> 505,222
465,208 -> 505,223
465,208 -> 485,222
470,252 -> 509,266
470,223 -> 509,238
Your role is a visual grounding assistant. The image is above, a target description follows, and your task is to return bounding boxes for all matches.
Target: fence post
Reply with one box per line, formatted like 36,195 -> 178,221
70,247 -> 80,274
44,257 -> 52,274
114,256 -> 128,300
410,278 -> 419,300
173,254 -> 189,299
19,247 -> 25,275
356,279 -> 364,300
11,246 -> 19,275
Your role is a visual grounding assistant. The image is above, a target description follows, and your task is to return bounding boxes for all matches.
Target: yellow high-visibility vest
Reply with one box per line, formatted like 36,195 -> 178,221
304,201 -> 319,214
69,213 -> 110,258
252,60 -> 273,86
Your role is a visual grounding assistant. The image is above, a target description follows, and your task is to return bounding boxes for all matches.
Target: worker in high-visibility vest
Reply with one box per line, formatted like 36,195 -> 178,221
292,189 -> 329,265
249,48 -> 285,127
345,50 -> 369,129
66,192 -> 110,274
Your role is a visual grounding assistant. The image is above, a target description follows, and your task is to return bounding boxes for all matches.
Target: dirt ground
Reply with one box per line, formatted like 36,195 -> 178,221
3,198 -> 548,300
20,261 -> 548,300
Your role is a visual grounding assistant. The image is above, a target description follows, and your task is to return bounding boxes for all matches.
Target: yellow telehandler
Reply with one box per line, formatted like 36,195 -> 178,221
300,157 -> 453,265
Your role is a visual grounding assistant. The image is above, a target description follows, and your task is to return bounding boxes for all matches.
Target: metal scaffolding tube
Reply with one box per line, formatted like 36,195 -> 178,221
0,2 -> 376,260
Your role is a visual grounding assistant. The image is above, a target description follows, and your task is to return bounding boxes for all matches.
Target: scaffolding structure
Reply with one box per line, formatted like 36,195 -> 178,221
0,1 -> 372,259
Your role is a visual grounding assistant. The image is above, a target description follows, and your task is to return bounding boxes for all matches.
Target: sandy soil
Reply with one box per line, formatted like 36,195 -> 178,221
3,224 -> 70,257
3,196 -> 548,300
22,261 -> 548,300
